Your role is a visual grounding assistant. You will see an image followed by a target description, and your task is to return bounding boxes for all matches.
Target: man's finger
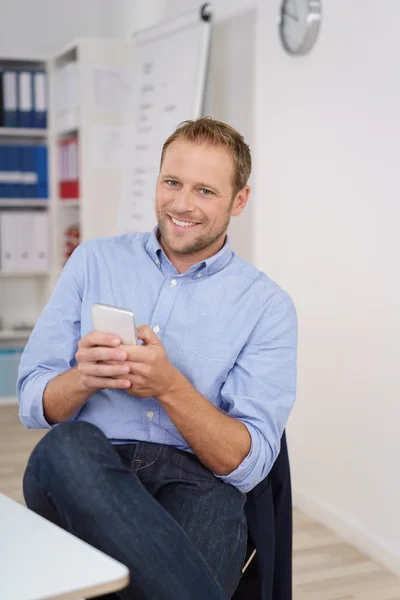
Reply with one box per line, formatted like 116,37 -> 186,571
120,345 -> 149,363
80,331 -> 121,348
137,324 -> 162,346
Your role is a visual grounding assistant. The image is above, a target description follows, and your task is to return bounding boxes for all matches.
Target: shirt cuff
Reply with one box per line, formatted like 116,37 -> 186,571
215,423 -> 266,494
19,371 -> 58,429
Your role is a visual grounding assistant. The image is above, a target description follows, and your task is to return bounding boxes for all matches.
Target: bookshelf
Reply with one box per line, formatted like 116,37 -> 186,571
0,128 -> 47,138
49,37 -> 134,275
0,55 -> 51,349
0,39 -> 134,389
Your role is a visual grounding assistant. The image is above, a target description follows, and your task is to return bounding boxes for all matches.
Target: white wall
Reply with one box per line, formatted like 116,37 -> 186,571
0,0 -> 133,57
156,0 -> 400,575
255,0 -> 400,573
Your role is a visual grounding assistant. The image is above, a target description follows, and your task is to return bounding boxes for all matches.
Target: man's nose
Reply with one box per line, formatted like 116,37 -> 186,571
170,188 -> 195,212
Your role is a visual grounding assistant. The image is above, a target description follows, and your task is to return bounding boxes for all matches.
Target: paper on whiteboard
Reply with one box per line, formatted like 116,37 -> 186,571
91,125 -> 125,169
93,68 -> 133,112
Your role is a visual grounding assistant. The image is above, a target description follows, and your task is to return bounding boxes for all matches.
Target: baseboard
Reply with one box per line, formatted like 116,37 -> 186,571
0,396 -> 18,407
293,487 -> 400,577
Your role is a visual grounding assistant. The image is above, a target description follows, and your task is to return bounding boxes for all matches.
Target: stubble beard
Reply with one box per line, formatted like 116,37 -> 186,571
156,207 -> 231,256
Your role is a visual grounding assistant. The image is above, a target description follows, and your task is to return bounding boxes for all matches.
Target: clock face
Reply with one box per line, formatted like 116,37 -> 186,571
280,0 -> 322,55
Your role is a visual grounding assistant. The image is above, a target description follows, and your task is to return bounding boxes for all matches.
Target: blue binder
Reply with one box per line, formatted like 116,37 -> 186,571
0,74 -> 4,127
18,146 -> 26,197
0,146 -> 5,197
19,145 -> 35,197
35,145 -> 48,198
18,71 -> 34,128
2,70 -> 18,127
26,146 -> 36,197
33,71 -> 47,129
8,146 -> 19,197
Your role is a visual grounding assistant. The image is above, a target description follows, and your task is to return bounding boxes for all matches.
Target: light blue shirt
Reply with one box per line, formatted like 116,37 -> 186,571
18,229 -> 298,493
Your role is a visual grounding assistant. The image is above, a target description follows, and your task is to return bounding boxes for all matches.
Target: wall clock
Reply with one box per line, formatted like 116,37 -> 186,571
280,0 -> 322,56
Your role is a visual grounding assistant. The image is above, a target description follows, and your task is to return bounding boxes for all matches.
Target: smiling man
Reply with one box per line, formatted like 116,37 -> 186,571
18,118 -> 298,600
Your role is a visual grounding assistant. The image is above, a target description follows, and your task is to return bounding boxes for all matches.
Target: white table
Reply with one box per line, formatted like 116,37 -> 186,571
0,492 -> 130,599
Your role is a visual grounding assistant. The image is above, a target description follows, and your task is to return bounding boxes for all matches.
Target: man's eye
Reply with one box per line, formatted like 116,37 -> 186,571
166,180 -> 178,187
200,188 -> 213,196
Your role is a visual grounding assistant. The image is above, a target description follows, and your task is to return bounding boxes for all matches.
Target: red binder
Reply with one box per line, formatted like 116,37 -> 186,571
59,136 -> 79,199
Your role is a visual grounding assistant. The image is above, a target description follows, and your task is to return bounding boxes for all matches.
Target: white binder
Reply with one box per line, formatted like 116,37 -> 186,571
32,212 -> 49,271
15,212 -> 34,271
33,72 -> 46,112
0,212 -> 19,272
3,71 -> 17,125
19,71 -> 33,123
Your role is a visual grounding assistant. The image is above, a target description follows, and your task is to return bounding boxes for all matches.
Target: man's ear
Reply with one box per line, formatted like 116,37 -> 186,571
231,185 -> 251,217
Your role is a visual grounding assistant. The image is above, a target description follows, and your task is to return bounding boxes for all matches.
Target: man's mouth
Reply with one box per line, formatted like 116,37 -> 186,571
168,215 -> 200,228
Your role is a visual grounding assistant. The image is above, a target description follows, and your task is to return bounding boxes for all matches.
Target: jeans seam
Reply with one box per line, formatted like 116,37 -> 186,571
237,495 -> 248,569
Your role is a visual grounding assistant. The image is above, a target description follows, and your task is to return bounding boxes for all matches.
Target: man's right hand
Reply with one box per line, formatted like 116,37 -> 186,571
75,332 -> 132,392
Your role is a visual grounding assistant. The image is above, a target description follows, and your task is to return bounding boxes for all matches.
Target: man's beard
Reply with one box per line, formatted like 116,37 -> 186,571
156,208 -> 231,256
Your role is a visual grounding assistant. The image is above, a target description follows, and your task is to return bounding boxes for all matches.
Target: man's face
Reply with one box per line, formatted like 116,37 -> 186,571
156,139 -> 246,256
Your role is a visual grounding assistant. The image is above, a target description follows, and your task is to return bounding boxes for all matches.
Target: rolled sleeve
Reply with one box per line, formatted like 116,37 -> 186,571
17,244 -> 86,429
18,370 -> 58,429
216,293 -> 298,493
218,422 -> 265,493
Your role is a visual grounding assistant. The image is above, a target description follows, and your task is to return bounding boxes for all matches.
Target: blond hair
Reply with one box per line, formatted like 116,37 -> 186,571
160,117 -> 251,197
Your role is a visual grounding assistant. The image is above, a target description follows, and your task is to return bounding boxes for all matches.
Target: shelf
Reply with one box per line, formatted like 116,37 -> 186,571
0,330 -> 32,341
56,126 -> 79,138
59,199 -> 79,207
0,271 -> 49,278
0,128 -> 48,138
0,199 -> 49,208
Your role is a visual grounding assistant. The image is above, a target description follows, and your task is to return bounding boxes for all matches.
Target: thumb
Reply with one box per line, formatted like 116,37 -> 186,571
137,324 -> 162,346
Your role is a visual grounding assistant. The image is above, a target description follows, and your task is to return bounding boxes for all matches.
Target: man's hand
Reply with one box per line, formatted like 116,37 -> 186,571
75,332 -> 132,392
119,325 -> 180,399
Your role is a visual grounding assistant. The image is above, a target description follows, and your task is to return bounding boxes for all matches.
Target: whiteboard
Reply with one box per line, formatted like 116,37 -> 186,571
117,4 -> 212,234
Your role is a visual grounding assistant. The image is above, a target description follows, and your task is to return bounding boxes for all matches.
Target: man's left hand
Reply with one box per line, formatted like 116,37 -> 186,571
119,325 -> 180,399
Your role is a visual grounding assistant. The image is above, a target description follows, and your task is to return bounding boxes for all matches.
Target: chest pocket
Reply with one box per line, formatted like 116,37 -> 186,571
176,334 -> 235,396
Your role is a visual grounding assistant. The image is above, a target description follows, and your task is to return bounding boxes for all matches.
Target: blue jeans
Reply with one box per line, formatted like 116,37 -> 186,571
23,421 -> 247,600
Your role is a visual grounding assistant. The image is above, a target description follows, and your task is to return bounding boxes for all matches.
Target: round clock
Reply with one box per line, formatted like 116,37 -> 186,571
279,0 -> 322,56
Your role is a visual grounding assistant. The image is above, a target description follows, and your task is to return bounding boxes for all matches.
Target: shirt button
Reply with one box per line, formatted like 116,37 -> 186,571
196,273 -> 202,279
155,259 -> 160,266
153,325 -> 160,334
146,411 -> 154,420
171,279 -> 177,286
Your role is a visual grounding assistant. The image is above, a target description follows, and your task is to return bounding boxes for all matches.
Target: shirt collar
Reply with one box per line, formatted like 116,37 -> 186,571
145,227 -> 233,277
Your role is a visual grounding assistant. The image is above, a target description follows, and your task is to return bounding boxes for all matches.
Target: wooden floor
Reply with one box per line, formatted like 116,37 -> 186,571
1,405 -> 400,600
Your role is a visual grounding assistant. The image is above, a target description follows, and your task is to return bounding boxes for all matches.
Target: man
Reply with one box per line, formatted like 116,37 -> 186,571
18,117 -> 298,600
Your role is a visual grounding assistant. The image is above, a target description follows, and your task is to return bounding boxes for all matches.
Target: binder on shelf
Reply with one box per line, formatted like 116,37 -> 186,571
8,146 -> 19,198
59,136 -> 79,199
0,146 -> 5,197
0,73 -> 3,127
20,146 -> 35,197
0,145 -> 16,197
33,71 -> 47,129
18,71 -> 34,128
15,212 -> 33,270
31,212 -> 49,270
18,146 -> 27,197
2,71 -> 18,127
35,145 -> 48,198
0,212 -> 18,271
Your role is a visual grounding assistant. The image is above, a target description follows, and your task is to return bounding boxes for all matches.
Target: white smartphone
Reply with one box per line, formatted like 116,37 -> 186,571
92,303 -> 138,346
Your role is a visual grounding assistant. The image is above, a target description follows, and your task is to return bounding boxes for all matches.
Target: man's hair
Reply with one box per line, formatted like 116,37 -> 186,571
160,117 -> 252,197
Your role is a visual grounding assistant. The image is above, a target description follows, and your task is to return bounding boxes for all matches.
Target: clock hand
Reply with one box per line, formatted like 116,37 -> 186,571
283,9 -> 299,21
